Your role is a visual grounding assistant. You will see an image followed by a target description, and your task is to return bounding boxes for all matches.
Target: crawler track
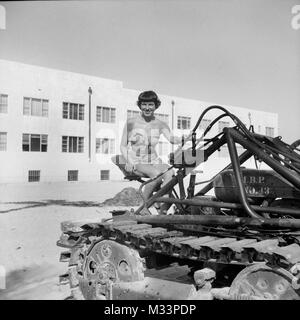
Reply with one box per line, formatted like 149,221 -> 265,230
57,218 -> 300,300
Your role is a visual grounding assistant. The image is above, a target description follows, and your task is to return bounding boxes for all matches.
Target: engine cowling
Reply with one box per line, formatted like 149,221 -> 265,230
213,169 -> 300,204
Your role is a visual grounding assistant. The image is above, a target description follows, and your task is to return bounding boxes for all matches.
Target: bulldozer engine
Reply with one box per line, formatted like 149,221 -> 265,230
57,105 -> 300,300
213,169 -> 300,205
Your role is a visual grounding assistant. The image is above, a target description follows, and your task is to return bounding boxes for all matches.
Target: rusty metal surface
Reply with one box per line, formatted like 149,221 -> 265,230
161,236 -> 198,256
144,230 -> 184,251
111,277 -> 198,300
130,227 -> 168,247
180,236 -> 217,258
242,239 -> 279,262
199,238 -> 237,260
113,223 -> 152,241
219,239 -> 257,263
266,243 -> 300,267
58,217 -> 300,300
229,263 -> 300,300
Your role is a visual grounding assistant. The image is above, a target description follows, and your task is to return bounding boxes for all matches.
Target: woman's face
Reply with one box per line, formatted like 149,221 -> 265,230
140,101 -> 156,118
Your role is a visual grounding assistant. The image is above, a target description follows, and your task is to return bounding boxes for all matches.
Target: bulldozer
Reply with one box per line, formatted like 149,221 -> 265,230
57,105 -> 300,300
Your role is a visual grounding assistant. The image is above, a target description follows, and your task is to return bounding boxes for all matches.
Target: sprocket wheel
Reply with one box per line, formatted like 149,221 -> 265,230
229,263 -> 300,300
78,240 -> 145,300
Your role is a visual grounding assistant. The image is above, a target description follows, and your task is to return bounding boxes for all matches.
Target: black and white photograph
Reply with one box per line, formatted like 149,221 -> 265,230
0,0 -> 300,303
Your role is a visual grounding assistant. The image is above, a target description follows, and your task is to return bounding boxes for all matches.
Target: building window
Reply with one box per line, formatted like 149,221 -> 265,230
62,136 -> 84,153
23,97 -> 49,117
96,138 -> 115,154
100,170 -> 110,180
62,102 -> 84,120
0,94 -> 8,113
28,170 -> 40,182
199,118 -> 212,132
0,132 -> 7,151
177,116 -> 191,130
127,110 -> 140,119
22,134 -> 47,152
68,170 -> 78,181
265,127 -> 274,137
218,121 -> 230,133
96,106 -> 116,123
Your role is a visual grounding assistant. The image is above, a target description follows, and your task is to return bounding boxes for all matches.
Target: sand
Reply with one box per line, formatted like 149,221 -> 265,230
0,180 -> 140,300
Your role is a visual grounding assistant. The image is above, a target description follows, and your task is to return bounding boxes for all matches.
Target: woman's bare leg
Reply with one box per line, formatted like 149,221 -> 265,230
134,164 -> 163,200
159,165 -> 175,214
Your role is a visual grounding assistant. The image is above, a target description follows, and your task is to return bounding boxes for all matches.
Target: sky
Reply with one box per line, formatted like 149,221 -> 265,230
0,0 -> 299,142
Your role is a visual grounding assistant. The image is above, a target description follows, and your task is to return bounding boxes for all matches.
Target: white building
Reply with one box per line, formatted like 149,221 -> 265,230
0,59 -> 278,183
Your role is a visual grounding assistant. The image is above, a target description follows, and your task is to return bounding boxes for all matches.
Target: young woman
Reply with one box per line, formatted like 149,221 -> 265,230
120,90 -> 182,214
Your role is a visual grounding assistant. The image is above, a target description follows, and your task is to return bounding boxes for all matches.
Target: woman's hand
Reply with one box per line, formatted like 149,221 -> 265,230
173,134 -> 192,145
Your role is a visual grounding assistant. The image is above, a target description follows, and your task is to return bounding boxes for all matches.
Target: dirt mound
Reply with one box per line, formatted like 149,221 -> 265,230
101,187 -> 143,206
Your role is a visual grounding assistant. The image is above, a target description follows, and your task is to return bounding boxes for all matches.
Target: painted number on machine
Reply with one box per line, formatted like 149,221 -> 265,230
243,175 -> 270,195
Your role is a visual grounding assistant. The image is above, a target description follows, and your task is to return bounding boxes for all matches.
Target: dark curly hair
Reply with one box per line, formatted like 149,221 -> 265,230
137,90 -> 161,109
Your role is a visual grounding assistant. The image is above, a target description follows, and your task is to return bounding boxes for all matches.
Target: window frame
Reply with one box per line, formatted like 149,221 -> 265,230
0,94 -> 8,113
62,136 -> 84,153
177,116 -> 191,130
95,137 -> 115,154
0,132 -> 7,151
265,127 -> 275,137
23,97 -> 49,117
96,106 -> 116,123
22,133 -> 48,152
62,102 -> 84,120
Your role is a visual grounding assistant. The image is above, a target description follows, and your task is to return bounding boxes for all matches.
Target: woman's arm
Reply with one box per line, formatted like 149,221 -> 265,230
160,121 -> 182,144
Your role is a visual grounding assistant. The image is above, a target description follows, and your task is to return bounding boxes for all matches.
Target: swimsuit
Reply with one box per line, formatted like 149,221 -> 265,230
127,128 -> 161,165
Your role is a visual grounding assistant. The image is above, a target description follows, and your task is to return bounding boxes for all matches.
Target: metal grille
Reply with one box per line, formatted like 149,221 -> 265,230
68,170 -> 78,181
28,170 -> 40,182
0,94 -> 8,113
0,132 -> 7,151
100,170 -> 110,180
